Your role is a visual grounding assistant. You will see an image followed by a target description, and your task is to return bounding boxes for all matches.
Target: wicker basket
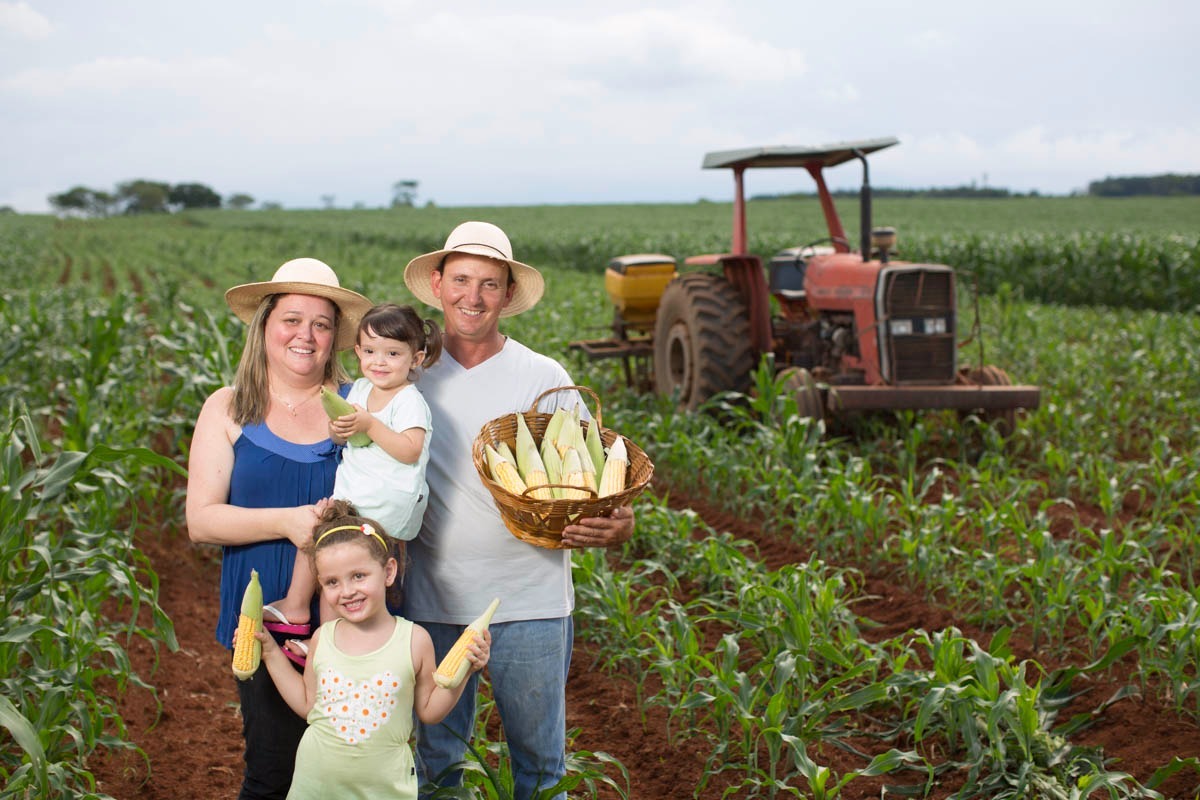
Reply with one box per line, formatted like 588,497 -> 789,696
472,385 -> 654,549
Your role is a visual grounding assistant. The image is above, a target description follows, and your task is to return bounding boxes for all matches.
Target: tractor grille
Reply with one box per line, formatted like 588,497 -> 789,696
880,267 -> 956,384
885,269 -> 954,314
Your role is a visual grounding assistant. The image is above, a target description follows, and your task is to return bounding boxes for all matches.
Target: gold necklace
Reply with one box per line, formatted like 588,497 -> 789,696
271,386 -> 322,416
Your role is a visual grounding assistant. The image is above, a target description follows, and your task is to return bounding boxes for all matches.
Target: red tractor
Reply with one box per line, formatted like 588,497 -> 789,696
571,137 -> 1040,431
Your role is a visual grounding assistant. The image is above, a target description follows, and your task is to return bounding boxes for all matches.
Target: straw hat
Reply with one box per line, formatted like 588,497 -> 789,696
403,221 -> 544,317
225,258 -> 374,350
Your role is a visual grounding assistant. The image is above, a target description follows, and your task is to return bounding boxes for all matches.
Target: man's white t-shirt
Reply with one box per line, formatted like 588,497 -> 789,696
403,338 -> 584,625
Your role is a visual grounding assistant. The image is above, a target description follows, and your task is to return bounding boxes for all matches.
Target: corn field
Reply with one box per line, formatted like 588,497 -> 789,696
0,198 -> 1197,798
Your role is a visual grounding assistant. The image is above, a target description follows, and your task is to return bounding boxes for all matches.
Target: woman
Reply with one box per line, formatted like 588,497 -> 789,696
186,257 -> 373,799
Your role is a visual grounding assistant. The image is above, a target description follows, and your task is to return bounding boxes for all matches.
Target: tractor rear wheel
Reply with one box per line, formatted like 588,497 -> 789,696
959,365 -> 1016,435
653,272 -> 755,410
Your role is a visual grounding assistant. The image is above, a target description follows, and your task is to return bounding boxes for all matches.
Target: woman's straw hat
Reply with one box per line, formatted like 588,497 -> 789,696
225,258 -> 373,350
403,221 -> 544,317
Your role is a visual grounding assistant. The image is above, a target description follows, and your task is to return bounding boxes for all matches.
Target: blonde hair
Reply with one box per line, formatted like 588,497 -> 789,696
230,294 -> 351,425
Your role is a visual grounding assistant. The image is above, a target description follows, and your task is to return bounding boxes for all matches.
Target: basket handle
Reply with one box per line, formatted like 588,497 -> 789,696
528,385 -> 602,429
519,484 -> 599,501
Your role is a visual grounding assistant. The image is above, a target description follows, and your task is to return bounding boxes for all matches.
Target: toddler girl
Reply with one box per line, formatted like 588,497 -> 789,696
264,303 -> 442,655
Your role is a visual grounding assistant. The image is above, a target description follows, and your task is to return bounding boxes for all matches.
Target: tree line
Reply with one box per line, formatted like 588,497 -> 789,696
48,180 -> 255,216
1087,174 -> 1200,196
46,178 -> 423,216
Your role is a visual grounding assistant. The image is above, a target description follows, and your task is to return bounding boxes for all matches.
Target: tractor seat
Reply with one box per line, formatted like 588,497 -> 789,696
769,247 -> 808,298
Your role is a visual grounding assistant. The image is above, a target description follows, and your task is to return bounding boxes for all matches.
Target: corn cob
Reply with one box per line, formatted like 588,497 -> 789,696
540,437 -> 564,499
485,444 -> 527,495
542,407 -> 570,449
513,415 -> 535,475
497,440 -> 518,466
433,598 -> 501,689
573,424 -> 597,493
558,448 -> 592,500
514,414 -> 553,500
584,420 -> 605,475
598,435 -> 629,497
231,569 -> 263,680
320,387 -> 371,447
553,408 -> 578,460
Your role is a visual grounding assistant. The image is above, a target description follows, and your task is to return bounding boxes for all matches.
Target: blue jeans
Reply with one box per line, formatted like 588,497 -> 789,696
414,616 -> 572,800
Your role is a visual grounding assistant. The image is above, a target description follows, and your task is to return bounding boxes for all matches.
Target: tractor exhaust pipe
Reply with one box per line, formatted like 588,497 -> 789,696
854,148 -> 870,262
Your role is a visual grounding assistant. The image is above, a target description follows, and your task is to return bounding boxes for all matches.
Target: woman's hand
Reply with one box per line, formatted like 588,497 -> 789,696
286,499 -> 329,547
559,504 -> 635,549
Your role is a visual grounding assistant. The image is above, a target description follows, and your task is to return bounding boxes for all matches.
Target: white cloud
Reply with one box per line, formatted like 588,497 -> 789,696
1,1 -> 1198,211
907,28 -> 952,52
820,84 -> 860,104
3,55 -> 237,96
0,1 -> 50,39
907,132 -> 984,161
999,126 -> 1200,179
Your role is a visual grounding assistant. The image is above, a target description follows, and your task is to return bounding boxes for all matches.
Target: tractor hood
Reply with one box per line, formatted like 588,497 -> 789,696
702,138 -> 898,170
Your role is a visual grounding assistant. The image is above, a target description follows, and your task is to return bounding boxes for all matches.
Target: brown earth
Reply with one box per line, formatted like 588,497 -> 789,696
92,483 -> 1199,799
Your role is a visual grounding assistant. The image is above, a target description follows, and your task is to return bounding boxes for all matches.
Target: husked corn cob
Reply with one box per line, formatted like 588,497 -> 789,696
486,444 -> 527,495
232,569 -> 263,680
320,387 -> 371,447
514,414 -> 536,468
598,435 -> 629,498
584,420 -> 605,475
573,425 -> 598,492
434,598 -> 500,689
543,407 -> 570,449
553,408 -> 578,460
540,438 -> 564,499
514,414 -> 553,500
558,448 -> 592,500
497,441 -> 518,465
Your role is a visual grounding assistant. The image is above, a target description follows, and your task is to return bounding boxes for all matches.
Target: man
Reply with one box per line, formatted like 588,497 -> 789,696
402,221 -> 635,799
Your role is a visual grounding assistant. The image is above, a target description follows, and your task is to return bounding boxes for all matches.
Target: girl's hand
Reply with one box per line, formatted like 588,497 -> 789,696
466,629 -> 491,674
252,628 -> 282,661
329,407 -> 374,441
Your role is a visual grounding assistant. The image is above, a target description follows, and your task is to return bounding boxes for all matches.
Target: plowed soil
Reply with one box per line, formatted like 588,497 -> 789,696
92,482 -> 1198,799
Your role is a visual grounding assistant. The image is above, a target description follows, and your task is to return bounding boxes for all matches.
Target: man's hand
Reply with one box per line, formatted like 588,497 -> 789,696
560,504 -> 634,549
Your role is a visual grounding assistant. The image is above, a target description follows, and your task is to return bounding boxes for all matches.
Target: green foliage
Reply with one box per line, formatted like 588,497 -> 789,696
1090,173 -> 1200,197
0,198 -> 1196,797
116,179 -> 172,214
168,182 -> 221,209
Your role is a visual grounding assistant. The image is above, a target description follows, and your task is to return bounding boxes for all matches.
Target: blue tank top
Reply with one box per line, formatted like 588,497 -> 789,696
215,392 -> 347,649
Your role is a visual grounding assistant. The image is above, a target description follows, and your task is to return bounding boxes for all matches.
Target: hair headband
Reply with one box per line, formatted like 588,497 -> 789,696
315,522 -> 387,551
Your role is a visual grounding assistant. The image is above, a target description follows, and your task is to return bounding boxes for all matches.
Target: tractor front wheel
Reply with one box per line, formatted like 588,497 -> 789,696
778,367 -> 825,422
653,272 -> 755,410
958,364 -> 1016,436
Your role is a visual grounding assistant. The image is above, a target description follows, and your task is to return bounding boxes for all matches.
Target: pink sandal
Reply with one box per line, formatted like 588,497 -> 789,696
262,604 -> 312,636
282,639 -> 309,668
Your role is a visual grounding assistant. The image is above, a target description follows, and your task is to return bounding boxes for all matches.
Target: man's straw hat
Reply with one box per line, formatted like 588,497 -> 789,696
403,221 -> 544,317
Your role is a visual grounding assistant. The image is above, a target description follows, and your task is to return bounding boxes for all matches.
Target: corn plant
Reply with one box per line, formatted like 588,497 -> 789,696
0,409 -> 181,798
425,724 -> 630,800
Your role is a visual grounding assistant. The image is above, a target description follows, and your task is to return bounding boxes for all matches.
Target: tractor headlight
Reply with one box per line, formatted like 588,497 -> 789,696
889,319 -> 913,336
924,317 -> 948,334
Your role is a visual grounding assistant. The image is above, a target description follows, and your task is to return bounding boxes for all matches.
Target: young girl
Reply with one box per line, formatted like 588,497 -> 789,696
264,304 -> 442,648
254,501 -> 490,798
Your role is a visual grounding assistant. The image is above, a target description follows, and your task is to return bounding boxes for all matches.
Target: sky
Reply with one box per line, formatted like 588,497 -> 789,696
2,1 -> 1198,213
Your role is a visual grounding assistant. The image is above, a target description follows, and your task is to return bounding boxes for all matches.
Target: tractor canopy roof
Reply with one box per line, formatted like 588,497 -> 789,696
702,137 -> 898,170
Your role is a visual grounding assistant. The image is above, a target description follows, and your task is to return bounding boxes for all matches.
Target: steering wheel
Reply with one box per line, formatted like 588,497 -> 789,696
800,235 -> 850,252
